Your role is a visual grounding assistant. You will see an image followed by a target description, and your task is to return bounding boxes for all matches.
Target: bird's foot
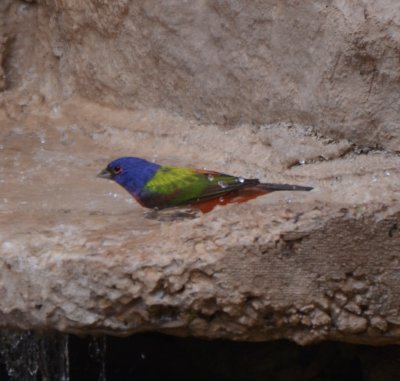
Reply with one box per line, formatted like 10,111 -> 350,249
144,208 -> 199,221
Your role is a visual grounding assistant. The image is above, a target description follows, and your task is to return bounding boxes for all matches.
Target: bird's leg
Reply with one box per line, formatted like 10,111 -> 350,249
144,207 -> 199,221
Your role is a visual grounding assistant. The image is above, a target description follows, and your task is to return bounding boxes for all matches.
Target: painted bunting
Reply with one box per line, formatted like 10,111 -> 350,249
98,157 -> 313,213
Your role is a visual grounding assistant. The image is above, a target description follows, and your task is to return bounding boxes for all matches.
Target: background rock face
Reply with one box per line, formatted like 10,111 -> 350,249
0,0 -> 400,345
29,0 -> 400,149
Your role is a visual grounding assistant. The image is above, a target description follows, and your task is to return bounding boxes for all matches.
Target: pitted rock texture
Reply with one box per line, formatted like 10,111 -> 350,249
1,0 -> 400,345
0,101 -> 400,345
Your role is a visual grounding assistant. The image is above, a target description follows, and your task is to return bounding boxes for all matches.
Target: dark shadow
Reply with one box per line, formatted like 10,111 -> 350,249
1,331 -> 400,381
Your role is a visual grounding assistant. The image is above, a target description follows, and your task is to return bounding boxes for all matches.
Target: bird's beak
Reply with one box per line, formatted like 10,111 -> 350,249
97,168 -> 113,179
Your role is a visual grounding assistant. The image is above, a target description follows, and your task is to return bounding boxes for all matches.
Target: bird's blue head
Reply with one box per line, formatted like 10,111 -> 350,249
97,157 -> 160,195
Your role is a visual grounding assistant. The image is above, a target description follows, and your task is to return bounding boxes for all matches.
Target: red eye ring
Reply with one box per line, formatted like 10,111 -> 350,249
113,165 -> 122,174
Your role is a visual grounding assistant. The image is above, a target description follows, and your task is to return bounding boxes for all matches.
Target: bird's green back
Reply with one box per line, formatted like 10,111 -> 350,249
143,166 -> 244,207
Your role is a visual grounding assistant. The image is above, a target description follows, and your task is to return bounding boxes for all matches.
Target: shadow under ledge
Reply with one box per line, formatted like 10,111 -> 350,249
1,331 -> 399,381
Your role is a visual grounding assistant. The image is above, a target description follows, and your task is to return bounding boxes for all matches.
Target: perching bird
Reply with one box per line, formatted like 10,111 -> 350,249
98,157 -> 313,213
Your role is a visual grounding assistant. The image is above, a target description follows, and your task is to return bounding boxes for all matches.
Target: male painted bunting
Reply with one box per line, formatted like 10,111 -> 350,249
98,157 -> 313,213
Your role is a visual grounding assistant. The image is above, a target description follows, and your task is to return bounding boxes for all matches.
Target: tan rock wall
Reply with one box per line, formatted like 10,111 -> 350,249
6,0 -> 393,149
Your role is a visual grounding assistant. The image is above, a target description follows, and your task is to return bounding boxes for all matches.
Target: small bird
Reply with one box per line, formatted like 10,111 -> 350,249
98,157 -> 313,213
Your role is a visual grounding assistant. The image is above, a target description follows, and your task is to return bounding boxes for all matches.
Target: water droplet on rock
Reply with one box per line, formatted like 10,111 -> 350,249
38,132 -> 46,144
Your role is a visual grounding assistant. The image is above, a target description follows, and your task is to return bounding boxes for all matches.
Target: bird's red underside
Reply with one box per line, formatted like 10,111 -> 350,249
191,189 -> 267,213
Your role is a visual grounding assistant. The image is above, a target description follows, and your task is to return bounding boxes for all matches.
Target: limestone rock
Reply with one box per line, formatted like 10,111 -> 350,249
0,0 -> 400,345
4,0 -> 399,148
0,100 -> 399,345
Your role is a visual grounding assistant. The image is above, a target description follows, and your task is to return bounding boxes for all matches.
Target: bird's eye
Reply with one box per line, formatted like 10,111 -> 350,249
113,165 -> 122,174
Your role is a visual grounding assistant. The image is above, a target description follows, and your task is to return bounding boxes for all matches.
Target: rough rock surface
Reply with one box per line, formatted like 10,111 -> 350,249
0,0 -> 400,345
5,0 -> 400,149
1,100 -> 400,345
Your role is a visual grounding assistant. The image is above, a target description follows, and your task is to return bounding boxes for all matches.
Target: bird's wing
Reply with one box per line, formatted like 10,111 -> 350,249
141,166 -> 259,208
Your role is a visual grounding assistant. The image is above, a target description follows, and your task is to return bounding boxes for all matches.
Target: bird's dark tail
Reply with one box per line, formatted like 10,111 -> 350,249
191,180 -> 313,213
257,182 -> 313,192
